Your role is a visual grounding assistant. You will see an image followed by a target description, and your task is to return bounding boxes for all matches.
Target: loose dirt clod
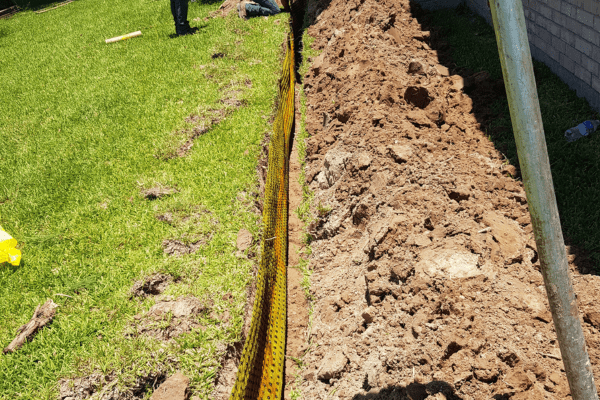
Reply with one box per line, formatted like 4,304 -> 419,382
3,299 -> 58,353
236,229 -> 253,257
149,372 -> 189,400
128,296 -> 208,341
131,273 -> 172,298
142,187 -> 178,200
162,239 -> 205,257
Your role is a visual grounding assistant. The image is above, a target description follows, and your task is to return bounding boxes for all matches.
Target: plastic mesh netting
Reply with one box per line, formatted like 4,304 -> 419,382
229,29 -> 295,400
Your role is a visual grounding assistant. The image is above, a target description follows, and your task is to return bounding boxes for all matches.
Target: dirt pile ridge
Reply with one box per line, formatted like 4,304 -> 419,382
298,0 -> 600,399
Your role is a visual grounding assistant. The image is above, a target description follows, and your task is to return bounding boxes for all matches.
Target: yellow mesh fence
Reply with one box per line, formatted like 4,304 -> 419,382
229,29 -> 295,400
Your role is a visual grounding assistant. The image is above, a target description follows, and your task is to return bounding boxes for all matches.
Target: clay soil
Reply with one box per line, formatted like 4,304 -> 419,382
294,0 -> 600,399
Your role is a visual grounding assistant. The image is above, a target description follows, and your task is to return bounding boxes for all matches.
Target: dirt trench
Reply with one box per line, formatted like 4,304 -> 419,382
295,0 -> 600,399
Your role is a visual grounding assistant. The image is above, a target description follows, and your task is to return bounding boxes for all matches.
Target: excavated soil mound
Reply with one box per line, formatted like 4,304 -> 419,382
298,0 -> 600,399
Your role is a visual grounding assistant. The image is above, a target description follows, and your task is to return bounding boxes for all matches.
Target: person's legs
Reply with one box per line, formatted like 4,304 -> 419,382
170,0 -> 192,35
245,0 -> 280,17
253,0 -> 280,14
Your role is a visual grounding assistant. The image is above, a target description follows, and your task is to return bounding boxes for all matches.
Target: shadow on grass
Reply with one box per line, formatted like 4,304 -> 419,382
0,25 -> 9,39
408,0 -> 600,273
11,0 -> 60,11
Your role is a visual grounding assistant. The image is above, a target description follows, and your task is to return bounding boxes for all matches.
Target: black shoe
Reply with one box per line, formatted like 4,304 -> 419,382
173,26 -> 198,37
179,26 -> 199,36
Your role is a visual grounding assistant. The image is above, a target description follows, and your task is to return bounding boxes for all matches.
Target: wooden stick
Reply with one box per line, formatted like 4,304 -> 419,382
35,0 -> 73,14
105,30 -> 142,44
3,299 -> 58,353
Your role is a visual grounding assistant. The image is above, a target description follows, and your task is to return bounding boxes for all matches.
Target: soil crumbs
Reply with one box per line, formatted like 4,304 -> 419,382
298,0 -> 600,399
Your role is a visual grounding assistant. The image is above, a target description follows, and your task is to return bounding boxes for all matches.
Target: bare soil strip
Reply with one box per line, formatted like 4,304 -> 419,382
285,83 -> 311,399
297,0 -> 600,399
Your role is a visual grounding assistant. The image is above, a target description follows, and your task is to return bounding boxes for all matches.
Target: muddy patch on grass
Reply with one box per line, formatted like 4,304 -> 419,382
131,274 -> 173,298
127,296 -> 210,341
58,369 -> 168,400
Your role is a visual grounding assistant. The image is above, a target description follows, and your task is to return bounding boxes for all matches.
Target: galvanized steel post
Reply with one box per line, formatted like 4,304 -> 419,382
487,0 -> 598,398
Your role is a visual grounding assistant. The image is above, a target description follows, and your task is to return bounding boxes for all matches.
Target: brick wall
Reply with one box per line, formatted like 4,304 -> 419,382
412,0 -> 600,114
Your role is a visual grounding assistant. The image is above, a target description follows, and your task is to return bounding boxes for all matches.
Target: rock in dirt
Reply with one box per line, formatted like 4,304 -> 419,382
131,273 -> 172,298
4,299 -> 58,353
317,348 -> 348,381
150,372 -> 189,400
415,248 -> 481,279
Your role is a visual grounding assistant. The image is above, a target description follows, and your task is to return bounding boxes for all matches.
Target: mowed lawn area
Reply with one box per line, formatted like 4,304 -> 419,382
0,1 -> 288,398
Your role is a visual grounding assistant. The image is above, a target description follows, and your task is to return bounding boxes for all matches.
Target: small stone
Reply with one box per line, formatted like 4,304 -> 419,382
150,372 -> 189,400
408,61 -> 424,74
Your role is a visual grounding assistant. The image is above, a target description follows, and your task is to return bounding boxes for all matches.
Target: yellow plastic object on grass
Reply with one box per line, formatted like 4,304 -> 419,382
0,225 -> 21,266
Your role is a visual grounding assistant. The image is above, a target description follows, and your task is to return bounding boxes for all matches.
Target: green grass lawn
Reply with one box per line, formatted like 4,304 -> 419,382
0,1 -> 288,398
425,3 -> 600,269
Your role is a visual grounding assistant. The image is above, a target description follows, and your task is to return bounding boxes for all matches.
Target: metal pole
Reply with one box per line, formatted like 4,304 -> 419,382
487,1 -> 598,398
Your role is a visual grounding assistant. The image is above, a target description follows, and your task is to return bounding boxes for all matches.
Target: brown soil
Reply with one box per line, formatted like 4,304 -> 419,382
296,0 -> 600,399
284,83 -> 311,398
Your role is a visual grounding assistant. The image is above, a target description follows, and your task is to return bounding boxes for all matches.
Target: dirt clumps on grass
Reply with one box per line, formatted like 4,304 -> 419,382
296,0 -> 600,398
131,274 -> 173,298
235,228 -> 253,258
58,370 -> 168,400
158,81 -> 248,160
162,239 -> 206,257
128,296 -> 209,341
142,186 -> 179,200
